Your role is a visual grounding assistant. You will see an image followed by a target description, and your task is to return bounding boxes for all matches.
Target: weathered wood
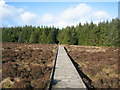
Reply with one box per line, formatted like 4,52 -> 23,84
51,46 -> 87,89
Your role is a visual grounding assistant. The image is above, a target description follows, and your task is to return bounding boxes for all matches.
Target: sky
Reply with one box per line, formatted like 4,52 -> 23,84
0,0 -> 118,28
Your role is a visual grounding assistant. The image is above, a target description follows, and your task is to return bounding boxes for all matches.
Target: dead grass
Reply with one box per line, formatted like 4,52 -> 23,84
65,45 -> 119,88
1,42 -> 57,88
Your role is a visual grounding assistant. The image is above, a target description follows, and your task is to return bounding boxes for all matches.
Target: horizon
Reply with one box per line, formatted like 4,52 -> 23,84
1,19 -> 118,29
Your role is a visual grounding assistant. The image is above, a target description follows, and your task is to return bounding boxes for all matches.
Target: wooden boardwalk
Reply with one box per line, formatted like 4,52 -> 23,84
51,46 -> 87,89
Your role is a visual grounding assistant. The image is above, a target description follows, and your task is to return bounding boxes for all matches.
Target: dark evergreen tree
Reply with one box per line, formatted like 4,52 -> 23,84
2,18 -> 120,46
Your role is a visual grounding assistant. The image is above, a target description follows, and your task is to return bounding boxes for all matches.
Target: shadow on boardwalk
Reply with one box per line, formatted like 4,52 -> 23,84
64,47 -> 95,89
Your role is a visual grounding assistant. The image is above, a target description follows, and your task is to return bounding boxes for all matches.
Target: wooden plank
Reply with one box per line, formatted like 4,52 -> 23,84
52,46 -> 87,89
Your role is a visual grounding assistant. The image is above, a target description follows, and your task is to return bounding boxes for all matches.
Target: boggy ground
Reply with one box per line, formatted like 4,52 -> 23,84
1,42 -> 57,88
65,45 -> 119,88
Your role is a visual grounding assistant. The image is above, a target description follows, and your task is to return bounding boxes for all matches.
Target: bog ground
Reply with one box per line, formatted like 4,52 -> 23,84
1,42 -> 119,88
65,45 -> 119,88
1,42 -> 57,88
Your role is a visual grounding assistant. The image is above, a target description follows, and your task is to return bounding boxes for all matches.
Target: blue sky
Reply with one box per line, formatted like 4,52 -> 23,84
0,0 -> 118,27
7,2 -> 118,18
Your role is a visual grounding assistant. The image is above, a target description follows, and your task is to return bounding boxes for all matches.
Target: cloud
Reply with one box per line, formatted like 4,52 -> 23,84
41,13 -> 54,23
92,11 -> 109,20
39,3 -> 111,28
56,21 -> 68,28
0,0 -> 5,6
0,5 -> 23,19
60,4 -> 92,20
38,3 -> 94,27
20,12 -> 37,25
0,2 -> 111,28
0,0 -> 23,26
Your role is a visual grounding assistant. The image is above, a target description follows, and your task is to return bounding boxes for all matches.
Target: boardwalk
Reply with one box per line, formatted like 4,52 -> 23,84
51,46 -> 86,88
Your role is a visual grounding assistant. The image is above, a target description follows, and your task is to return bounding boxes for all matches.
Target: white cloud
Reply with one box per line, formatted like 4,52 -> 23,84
0,2 -> 111,28
0,5 -> 23,19
20,12 -> 37,25
38,3 -> 110,28
56,21 -> 68,28
93,11 -> 109,20
61,3 -> 92,20
0,0 -> 5,6
41,13 -> 54,23
0,0 -> 23,18
0,0 -> 23,26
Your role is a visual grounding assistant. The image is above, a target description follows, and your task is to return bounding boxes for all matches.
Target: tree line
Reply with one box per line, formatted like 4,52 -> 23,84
2,18 -> 120,46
